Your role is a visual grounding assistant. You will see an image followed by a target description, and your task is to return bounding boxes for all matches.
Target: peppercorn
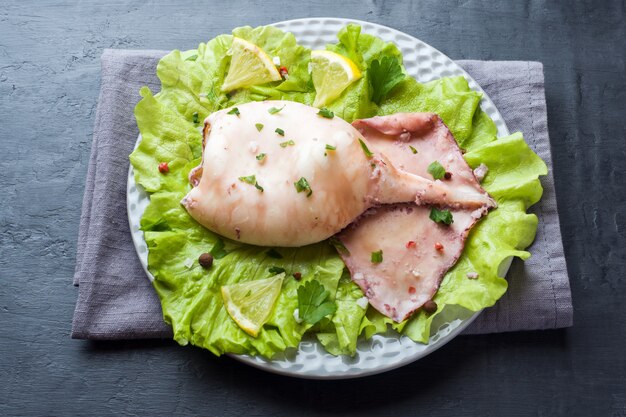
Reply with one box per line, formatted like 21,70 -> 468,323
293,272 -> 302,281
422,300 -> 438,314
444,172 -> 452,180
198,253 -> 213,268
158,162 -> 169,174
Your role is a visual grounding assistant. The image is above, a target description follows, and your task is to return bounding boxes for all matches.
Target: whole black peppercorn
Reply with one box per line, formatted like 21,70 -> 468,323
198,253 -> 213,269
422,300 -> 438,314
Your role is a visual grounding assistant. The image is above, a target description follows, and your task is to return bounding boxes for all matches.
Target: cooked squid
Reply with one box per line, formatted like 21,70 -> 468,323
338,113 -> 493,321
182,101 -> 493,247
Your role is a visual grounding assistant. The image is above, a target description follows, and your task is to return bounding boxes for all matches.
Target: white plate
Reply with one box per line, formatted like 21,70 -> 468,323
127,17 -> 511,379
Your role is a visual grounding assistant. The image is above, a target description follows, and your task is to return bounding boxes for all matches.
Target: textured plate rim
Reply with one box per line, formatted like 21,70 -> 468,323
126,17 -> 511,380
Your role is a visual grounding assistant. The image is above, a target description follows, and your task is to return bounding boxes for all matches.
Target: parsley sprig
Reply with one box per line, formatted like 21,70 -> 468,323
297,280 -> 337,325
368,56 -> 405,105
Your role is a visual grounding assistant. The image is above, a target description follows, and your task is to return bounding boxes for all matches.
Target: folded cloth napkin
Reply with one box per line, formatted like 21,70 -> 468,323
71,49 -> 573,340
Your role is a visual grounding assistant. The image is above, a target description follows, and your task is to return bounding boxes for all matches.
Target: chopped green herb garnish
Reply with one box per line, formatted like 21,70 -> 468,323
409,145 -> 418,154
210,239 -> 227,259
255,123 -> 264,132
317,108 -> 334,118
368,56 -> 405,105
268,105 -> 285,114
429,207 -> 454,225
275,128 -> 285,136
245,290 -> 252,297
256,153 -> 266,161
279,140 -> 295,148
371,250 -> 383,263
185,54 -> 198,61
192,112 -> 199,124
238,175 -> 256,185
329,237 -> 350,256
427,161 -> 446,180
227,107 -> 240,116
358,138 -> 374,158
294,177 -> 312,197
266,249 -> 283,259
268,266 -> 286,275
238,175 -> 263,192
325,144 -> 336,151
297,280 -> 337,325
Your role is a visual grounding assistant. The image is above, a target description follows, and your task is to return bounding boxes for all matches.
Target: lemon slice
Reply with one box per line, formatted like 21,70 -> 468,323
310,50 -> 362,108
221,273 -> 285,337
221,37 -> 282,93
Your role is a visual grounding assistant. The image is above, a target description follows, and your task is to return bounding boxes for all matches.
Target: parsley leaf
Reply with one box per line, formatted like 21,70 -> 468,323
256,153 -> 266,161
279,140 -> 295,148
210,239 -> 227,259
238,175 -> 256,185
268,105 -> 285,114
429,208 -> 454,225
275,128 -> 285,136
238,175 -> 263,192
368,56 -> 405,105
325,144 -> 336,151
371,250 -> 383,263
294,177 -> 312,197
409,145 -> 418,154
358,139 -> 374,158
317,108 -> 334,118
427,161 -> 446,180
255,123 -> 264,132
227,107 -> 240,116
297,280 -> 337,325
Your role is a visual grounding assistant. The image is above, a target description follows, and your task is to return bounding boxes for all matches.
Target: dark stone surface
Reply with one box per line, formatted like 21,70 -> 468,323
1,0 -> 624,415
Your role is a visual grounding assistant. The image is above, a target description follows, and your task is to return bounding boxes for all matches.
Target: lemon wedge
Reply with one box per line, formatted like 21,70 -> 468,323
221,273 -> 285,337
221,37 -> 282,93
310,50 -> 362,108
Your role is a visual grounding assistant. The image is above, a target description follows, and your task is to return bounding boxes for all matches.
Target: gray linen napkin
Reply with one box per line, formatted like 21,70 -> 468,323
71,49 -> 573,340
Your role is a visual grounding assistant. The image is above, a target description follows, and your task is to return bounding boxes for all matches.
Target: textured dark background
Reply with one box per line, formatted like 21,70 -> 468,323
1,0 -> 624,415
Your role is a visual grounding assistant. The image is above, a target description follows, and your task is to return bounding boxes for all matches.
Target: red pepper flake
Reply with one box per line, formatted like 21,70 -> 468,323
158,162 -> 169,174
279,66 -> 288,78
444,172 -> 452,180
406,240 -> 416,249
434,242 -> 444,251
408,286 -> 416,294
293,272 -> 302,281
